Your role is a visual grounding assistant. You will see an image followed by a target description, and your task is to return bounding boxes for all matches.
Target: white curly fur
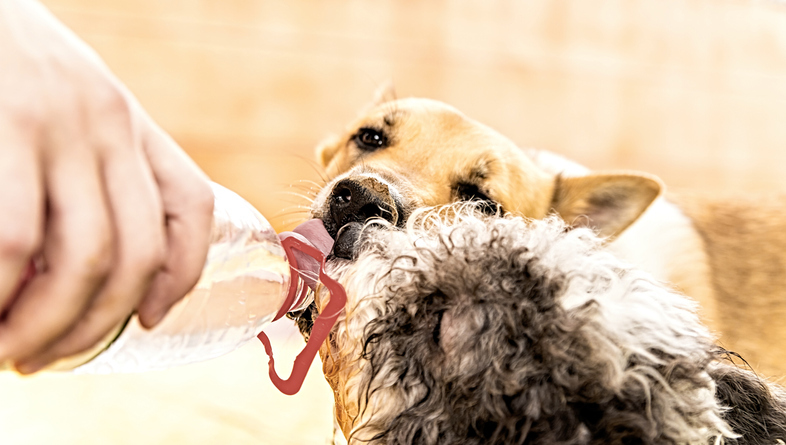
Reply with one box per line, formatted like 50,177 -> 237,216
313,207 -> 786,444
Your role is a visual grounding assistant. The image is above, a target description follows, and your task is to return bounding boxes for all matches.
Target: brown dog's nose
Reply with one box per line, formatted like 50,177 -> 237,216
329,177 -> 399,229
326,177 -> 399,259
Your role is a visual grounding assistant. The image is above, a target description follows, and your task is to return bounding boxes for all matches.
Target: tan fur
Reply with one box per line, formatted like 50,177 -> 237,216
552,173 -> 662,238
671,193 -> 786,379
315,98 -> 659,230
313,95 -> 786,383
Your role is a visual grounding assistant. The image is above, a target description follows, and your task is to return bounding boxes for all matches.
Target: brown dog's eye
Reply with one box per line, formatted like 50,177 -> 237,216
353,127 -> 388,152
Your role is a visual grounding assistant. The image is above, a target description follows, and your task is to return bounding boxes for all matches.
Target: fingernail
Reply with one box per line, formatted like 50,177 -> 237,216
139,308 -> 166,329
15,361 -> 45,375
151,308 -> 168,326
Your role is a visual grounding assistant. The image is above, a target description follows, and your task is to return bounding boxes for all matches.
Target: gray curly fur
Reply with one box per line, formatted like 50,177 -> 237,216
315,208 -> 786,445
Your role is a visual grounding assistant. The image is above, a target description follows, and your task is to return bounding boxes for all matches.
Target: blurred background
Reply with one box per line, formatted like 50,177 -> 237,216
31,0 -> 786,232
2,0 -> 786,444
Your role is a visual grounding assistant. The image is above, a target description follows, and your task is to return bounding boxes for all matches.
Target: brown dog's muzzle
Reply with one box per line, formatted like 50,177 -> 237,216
324,176 -> 400,259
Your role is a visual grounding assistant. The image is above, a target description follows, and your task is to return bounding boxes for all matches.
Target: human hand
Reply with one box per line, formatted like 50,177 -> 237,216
0,0 -> 214,373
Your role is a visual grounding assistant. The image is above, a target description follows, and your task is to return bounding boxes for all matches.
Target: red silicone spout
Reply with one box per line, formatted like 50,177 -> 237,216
257,221 -> 346,396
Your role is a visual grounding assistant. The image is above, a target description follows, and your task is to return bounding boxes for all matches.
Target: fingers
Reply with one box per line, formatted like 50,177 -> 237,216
0,139 -> 112,366
1,1 -> 212,371
15,115 -> 167,371
0,119 -> 43,319
136,118 -> 213,328
0,90 -> 211,370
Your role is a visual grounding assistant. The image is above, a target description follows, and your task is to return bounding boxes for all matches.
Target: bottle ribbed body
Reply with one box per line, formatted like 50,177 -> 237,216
70,183 -> 291,373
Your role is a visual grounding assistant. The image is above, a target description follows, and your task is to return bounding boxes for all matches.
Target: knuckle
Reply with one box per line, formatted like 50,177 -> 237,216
148,242 -> 167,271
2,103 -> 44,134
191,179 -> 215,215
89,82 -> 131,118
0,226 -> 40,259
0,89 -> 46,136
133,241 -> 166,280
92,249 -> 115,279
112,229 -> 167,292
72,232 -> 114,281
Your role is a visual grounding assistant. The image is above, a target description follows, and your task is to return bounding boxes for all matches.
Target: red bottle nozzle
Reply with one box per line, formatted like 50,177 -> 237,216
258,219 -> 346,396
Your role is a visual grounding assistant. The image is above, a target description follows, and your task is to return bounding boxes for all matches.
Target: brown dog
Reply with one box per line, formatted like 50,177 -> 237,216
310,93 -> 786,380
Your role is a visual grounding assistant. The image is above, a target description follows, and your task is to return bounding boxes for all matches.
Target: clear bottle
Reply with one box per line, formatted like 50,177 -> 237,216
10,183 -> 341,394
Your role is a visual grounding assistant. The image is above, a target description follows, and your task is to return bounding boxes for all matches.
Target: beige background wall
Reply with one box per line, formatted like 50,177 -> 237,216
38,0 -> 786,231
2,1 -> 786,444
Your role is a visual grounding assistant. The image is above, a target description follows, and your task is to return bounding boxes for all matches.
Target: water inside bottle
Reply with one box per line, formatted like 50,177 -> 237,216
75,229 -> 291,374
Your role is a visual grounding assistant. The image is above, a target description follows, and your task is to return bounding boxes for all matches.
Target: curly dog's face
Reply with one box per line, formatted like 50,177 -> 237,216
313,211 -> 733,444
311,96 -> 662,259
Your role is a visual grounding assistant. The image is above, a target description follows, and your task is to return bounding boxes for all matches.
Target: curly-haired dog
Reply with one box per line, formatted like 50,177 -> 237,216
310,93 -> 786,378
305,209 -> 786,444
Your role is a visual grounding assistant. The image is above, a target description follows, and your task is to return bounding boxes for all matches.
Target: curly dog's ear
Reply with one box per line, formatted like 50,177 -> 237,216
709,362 -> 786,443
550,172 -> 662,239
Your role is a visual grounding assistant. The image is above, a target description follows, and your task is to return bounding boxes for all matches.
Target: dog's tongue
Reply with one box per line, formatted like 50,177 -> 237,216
286,219 -> 334,290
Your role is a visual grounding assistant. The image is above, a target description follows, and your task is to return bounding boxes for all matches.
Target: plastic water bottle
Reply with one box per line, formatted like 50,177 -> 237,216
7,183 -> 343,395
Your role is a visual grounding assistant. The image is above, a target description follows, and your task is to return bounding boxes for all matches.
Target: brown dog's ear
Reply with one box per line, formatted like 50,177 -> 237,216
357,81 -> 397,116
318,83 -> 398,167
316,134 -> 341,168
551,172 -> 663,238
370,80 -> 397,107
